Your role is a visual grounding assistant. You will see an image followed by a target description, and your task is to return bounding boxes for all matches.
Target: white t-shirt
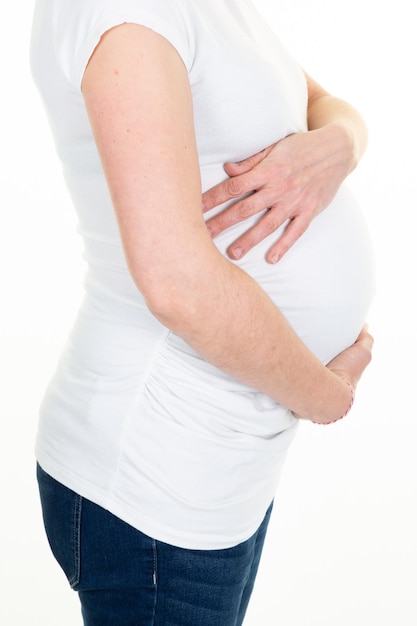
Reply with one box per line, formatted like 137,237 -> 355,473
30,0 -> 375,549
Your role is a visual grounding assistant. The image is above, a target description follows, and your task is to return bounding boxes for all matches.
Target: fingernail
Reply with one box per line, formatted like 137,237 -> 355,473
270,253 -> 280,264
231,247 -> 243,259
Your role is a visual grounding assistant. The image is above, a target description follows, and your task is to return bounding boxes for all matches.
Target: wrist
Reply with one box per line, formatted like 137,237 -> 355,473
312,377 -> 355,426
321,122 -> 359,174
307,93 -> 368,172
326,113 -> 368,173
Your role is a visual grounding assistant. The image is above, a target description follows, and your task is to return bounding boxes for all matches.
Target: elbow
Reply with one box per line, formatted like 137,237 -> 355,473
144,288 -> 190,330
126,241 -> 224,331
134,268 -> 202,332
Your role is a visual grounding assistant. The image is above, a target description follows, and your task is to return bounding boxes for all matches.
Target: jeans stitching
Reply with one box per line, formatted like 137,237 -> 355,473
152,539 -> 158,586
150,539 -> 158,624
69,494 -> 82,588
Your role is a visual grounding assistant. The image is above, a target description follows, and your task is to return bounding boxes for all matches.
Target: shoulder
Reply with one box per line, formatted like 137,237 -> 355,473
46,0 -> 195,89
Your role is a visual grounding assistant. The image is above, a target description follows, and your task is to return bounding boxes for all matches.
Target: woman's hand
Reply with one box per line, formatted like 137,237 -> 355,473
327,325 -> 374,392
202,125 -> 356,264
202,72 -> 368,264
294,325 -> 374,425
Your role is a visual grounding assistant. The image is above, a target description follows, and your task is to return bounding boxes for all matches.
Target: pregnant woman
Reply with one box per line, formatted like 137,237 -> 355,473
30,0 -> 375,624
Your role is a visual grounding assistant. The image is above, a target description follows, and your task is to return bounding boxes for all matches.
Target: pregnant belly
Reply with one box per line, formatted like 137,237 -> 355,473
214,183 -> 375,365
140,184 -> 375,442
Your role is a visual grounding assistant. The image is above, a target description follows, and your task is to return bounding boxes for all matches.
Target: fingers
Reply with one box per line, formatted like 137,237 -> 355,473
225,211 -> 284,260
328,324 -> 374,389
223,145 -> 275,176
355,325 -> 374,351
225,210 -> 308,262
202,145 -> 275,213
202,172 -> 258,214
205,187 -> 282,238
207,196 -> 314,262
264,215 -> 311,264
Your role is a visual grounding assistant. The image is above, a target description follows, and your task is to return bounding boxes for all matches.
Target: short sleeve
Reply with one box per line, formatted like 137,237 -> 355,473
53,0 -> 194,90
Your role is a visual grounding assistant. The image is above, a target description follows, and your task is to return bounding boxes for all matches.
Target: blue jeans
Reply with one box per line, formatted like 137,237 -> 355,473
37,464 -> 273,625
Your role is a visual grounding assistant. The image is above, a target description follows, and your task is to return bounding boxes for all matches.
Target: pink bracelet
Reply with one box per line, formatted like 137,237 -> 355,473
312,379 -> 355,425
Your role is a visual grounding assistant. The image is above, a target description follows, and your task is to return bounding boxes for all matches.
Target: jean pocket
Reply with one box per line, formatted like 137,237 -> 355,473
37,464 -> 82,588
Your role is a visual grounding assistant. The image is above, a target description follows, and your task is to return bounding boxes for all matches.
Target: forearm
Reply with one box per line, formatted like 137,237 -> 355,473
307,93 -> 368,173
147,237 -> 353,424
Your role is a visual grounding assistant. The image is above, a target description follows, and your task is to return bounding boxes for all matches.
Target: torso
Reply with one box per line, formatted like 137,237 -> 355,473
30,0 -> 375,549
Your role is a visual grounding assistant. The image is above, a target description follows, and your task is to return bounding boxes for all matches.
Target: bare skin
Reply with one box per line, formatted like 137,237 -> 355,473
202,74 -> 368,263
82,24 -> 373,425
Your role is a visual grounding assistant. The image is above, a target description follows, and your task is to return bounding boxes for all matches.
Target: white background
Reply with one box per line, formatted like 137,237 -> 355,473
1,1 -> 416,624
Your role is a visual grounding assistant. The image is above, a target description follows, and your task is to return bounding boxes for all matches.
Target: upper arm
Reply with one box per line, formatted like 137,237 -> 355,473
81,23 -> 211,306
303,70 -> 331,106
